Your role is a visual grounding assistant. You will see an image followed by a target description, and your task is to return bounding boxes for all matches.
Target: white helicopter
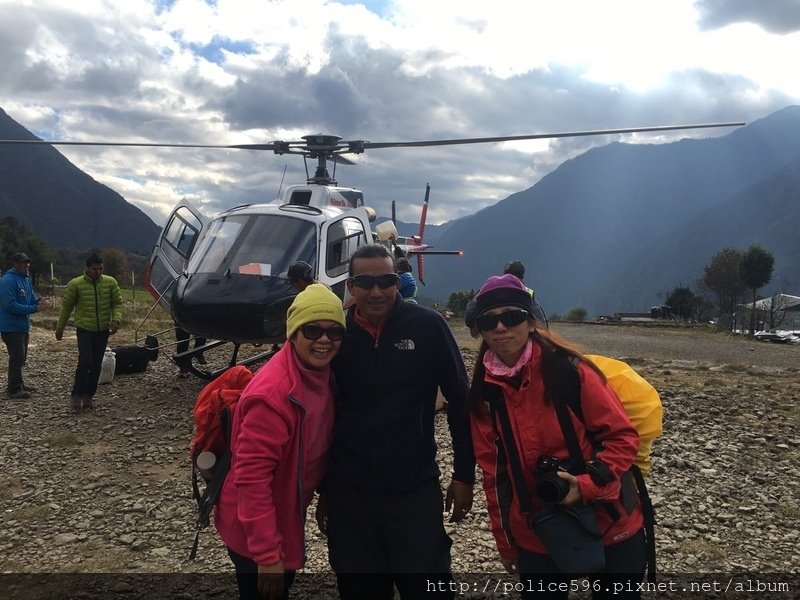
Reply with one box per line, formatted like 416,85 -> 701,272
1,124 -> 744,377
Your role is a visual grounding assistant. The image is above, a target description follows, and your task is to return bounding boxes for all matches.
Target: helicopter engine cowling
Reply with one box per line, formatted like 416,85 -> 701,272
172,272 -> 296,344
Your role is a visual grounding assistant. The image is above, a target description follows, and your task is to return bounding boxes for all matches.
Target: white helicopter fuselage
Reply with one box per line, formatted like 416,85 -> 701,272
145,183 -> 376,344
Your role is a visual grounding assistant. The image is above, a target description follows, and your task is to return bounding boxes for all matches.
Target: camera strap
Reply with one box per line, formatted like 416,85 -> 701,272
540,348 -> 589,467
483,382 -> 537,524
550,379 -> 585,467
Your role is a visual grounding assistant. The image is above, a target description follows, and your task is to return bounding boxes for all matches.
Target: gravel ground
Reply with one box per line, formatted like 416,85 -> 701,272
0,322 -> 798,599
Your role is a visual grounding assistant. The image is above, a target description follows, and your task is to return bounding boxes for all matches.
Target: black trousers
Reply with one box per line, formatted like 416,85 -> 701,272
2,331 -> 29,393
175,326 -> 206,370
72,328 -> 110,398
326,478 -> 455,600
227,548 -> 295,600
517,530 -> 647,599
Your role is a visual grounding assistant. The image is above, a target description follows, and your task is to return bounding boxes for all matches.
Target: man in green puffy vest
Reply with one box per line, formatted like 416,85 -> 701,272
55,253 -> 123,412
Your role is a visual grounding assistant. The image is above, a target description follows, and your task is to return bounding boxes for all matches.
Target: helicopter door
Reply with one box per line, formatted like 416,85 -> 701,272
318,210 -> 372,302
145,200 -> 207,310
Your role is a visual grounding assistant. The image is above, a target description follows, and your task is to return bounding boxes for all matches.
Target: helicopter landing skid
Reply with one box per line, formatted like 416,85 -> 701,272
183,343 -> 282,380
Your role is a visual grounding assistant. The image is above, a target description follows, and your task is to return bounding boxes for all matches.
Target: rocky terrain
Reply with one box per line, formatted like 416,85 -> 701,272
0,322 -> 798,599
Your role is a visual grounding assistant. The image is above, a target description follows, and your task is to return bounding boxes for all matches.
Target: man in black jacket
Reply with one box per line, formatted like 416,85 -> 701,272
318,244 -> 474,600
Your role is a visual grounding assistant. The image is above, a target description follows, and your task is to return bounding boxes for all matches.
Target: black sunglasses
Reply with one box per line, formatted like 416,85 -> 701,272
300,324 -> 346,342
348,273 -> 399,290
475,309 -> 530,331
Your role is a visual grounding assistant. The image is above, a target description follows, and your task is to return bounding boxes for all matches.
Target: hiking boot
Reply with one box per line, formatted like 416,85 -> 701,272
69,394 -> 83,412
82,396 -> 95,411
8,389 -> 31,399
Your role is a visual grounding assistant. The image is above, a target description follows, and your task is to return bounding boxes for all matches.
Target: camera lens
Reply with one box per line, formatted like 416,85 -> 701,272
535,473 -> 571,504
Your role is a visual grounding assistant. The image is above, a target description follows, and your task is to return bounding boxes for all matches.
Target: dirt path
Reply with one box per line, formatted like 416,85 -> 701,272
452,321 -> 797,369
0,324 -> 798,598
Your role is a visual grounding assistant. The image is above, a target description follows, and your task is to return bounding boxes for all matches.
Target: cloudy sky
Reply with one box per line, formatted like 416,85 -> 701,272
2,0 -> 799,226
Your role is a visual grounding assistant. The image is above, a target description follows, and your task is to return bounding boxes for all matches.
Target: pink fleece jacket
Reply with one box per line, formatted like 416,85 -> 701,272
214,343 -> 335,569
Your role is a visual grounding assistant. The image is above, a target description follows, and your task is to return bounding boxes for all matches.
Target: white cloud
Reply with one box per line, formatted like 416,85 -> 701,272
1,0 -> 798,225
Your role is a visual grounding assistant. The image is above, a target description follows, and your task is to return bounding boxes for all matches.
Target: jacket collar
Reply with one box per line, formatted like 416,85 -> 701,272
282,341 -> 333,405
348,292 -> 403,335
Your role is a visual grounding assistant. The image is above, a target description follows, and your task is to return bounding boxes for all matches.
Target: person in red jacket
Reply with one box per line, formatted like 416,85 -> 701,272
214,283 -> 346,600
469,274 -> 646,599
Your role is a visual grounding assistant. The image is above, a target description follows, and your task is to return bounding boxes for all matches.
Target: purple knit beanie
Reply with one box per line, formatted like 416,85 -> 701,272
475,274 -> 534,317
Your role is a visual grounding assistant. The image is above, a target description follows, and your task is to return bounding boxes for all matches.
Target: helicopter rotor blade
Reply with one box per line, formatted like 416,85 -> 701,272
0,138 -> 358,162
357,122 -> 745,150
332,154 -> 356,166
0,122 -> 744,152
0,122 -> 745,161
0,139 -> 280,149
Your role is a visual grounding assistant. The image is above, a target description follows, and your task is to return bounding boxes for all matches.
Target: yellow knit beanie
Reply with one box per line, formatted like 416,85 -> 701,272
286,283 -> 346,339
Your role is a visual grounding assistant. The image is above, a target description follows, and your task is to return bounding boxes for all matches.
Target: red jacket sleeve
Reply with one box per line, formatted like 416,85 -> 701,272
470,403 -> 517,561
573,362 -> 640,503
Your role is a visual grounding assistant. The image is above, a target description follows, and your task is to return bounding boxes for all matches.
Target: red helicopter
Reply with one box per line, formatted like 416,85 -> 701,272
386,183 -> 463,286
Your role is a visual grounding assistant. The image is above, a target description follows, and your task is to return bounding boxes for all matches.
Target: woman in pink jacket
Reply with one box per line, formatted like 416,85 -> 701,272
215,284 -> 346,600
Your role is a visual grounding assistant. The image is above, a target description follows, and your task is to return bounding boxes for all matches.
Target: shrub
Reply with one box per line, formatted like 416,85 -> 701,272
566,307 -> 587,322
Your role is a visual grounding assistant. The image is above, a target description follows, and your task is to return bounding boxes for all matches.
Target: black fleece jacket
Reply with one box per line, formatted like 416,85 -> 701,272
328,295 -> 475,492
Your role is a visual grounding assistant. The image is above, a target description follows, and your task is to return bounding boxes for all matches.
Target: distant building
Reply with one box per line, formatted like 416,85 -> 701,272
739,293 -> 800,331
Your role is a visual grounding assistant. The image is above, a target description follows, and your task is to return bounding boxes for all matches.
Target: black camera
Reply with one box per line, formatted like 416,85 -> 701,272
533,455 -> 572,504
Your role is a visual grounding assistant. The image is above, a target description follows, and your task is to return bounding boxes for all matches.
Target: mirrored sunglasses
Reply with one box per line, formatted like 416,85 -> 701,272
475,309 -> 530,332
300,324 -> 346,342
348,273 -> 399,290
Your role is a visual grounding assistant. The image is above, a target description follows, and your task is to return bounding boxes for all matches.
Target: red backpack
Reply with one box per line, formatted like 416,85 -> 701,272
189,365 -> 254,559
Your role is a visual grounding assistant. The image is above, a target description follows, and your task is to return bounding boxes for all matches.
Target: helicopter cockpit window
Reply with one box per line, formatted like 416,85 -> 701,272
189,214 -> 316,277
325,217 -> 367,278
161,208 -> 202,272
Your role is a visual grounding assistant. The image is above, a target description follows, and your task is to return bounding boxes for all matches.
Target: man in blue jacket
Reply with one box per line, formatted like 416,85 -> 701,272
0,253 -> 40,399
318,243 -> 474,600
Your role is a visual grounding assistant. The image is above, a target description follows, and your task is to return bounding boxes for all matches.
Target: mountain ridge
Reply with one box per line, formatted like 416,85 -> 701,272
0,108 -> 161,254
421,105 -> 800,315
596,156 -> 800,312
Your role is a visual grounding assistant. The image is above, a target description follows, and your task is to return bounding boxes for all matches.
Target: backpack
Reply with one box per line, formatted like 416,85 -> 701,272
112,336 -> 159,375
584,355 -> 663,477
112,345 -> 153,374
188,365 -> 254,560
545,350 -> 661,583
